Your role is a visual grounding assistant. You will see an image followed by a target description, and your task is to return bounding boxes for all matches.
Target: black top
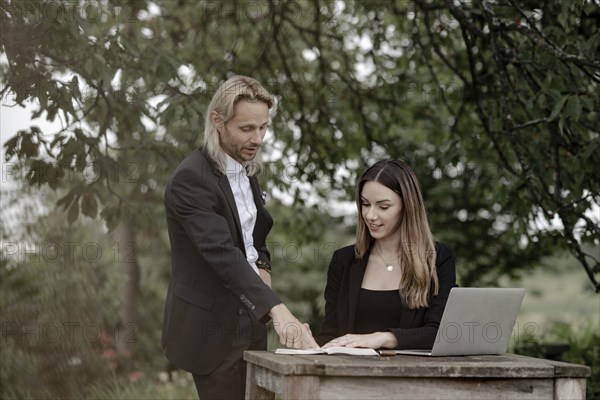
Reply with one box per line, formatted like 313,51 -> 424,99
354,288 -> 403,334
316,242 -> 457,349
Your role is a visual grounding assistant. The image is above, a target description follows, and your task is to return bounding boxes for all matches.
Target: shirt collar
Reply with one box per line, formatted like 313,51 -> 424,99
225,153 -> 247,178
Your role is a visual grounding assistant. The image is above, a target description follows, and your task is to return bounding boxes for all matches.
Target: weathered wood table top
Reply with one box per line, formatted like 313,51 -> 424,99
244,351 -> 591,400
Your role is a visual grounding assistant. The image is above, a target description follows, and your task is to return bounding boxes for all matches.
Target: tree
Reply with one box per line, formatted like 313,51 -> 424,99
2,0 -> 182,355
0,184 -> 125,398
1,0 -> 598,327
2,0 -> 598,396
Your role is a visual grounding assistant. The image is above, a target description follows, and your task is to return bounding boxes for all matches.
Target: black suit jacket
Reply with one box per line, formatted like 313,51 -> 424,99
161,148 -> 281,375
317,242 -> 457,349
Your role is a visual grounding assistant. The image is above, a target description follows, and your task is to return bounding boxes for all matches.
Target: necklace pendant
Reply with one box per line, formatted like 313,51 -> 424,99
386,265 -> 394,272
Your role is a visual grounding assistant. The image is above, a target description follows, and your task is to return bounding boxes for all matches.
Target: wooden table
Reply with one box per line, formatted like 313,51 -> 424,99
244,351 -> 590,400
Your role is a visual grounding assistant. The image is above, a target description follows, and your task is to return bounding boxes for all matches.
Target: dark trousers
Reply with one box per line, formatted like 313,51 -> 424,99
192,310 -> 267,400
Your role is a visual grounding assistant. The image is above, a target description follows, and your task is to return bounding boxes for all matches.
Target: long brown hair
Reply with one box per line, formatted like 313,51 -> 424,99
355,159 -> 438,309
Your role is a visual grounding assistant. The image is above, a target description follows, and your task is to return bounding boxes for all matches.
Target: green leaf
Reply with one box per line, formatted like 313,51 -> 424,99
57,190 -> 76,210
67,199 -> 80,224
3,135 -> 20,161
536,94 -> 546,109
579,96 -> 594,112
101,206 -> 121,232
46,104 -> 58,122
26,160 -> 56,187
50,134 -> 66,149
59,86 -> 75,116
566,95 -> 581,121
558,116 -> 565,135
46,165 -> 63,190
38,92 -> 48,111
19,132 -> 39,158
71,76 -> 82,100
84,58 -> 94,76
93,53 -> 106,65
580,140 -> 599,160
81,192 -> 98,218
548,95 -> 568,121
157,63 -> 173,83
60,138 -> 85,164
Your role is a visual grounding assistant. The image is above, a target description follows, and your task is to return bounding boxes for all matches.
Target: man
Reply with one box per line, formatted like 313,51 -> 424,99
162,75 -> 318,399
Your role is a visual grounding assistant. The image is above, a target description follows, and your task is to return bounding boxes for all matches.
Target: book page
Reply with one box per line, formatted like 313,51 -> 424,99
274,347 -> 379,356
274,348 -> 325,355
325,347 -> 379,356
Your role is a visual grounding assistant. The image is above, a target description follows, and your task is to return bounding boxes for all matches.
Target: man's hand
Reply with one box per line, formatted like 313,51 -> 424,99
269,304 -> 318,349
322,332 -> 398,349
259,269 -> 271,288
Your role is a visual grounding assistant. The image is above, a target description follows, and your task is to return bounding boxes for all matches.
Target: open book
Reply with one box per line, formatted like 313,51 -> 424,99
274,346 -> 379,356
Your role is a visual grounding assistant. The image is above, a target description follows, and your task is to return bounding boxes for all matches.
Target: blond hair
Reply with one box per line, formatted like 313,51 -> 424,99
203,76 -> 274,175
355,159 -> 438,309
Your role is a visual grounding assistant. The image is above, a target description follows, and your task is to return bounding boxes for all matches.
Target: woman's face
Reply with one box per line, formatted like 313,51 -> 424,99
360,180 -> 403,241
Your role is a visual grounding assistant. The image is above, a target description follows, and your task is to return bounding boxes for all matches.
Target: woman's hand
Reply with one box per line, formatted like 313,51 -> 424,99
322,332 -> 398,349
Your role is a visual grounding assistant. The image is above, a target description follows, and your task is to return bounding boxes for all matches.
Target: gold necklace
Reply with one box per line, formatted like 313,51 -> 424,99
375,243 -> 397,272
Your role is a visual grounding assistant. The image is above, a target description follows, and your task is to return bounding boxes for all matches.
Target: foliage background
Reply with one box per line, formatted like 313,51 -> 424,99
1,0 -> 598,398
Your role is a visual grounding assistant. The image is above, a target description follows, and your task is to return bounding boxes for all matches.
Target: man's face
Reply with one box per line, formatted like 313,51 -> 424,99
216,100 -> 269,164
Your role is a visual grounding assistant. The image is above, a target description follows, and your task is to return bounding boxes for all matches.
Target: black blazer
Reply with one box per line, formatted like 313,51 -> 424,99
161,148 -> 281,375
317,242 -> 457,349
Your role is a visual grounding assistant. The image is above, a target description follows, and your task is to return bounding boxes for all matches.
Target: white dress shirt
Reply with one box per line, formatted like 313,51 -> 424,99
225,154 -> 260,275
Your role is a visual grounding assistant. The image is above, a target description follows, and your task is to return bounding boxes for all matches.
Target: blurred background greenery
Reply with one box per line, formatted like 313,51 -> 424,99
1,0 -> 598,398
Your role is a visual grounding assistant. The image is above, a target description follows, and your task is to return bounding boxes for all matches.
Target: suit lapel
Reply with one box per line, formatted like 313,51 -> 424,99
198,147 -> 245,252
217,172 -> 244,252
249,176 -> 263,210
249,175 -> 274,246
248,175 -> 265,231
348,254 -> 369,331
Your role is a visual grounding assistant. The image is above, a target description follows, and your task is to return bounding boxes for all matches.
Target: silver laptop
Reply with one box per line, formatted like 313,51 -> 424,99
395,287 -> 525,356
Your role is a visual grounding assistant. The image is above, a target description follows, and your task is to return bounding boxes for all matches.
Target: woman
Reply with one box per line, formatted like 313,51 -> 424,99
317,159 -> 457,350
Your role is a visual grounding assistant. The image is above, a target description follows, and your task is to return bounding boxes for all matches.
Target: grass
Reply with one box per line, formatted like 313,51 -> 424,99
82,370 -> 197,400
502,262 -> 599,346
